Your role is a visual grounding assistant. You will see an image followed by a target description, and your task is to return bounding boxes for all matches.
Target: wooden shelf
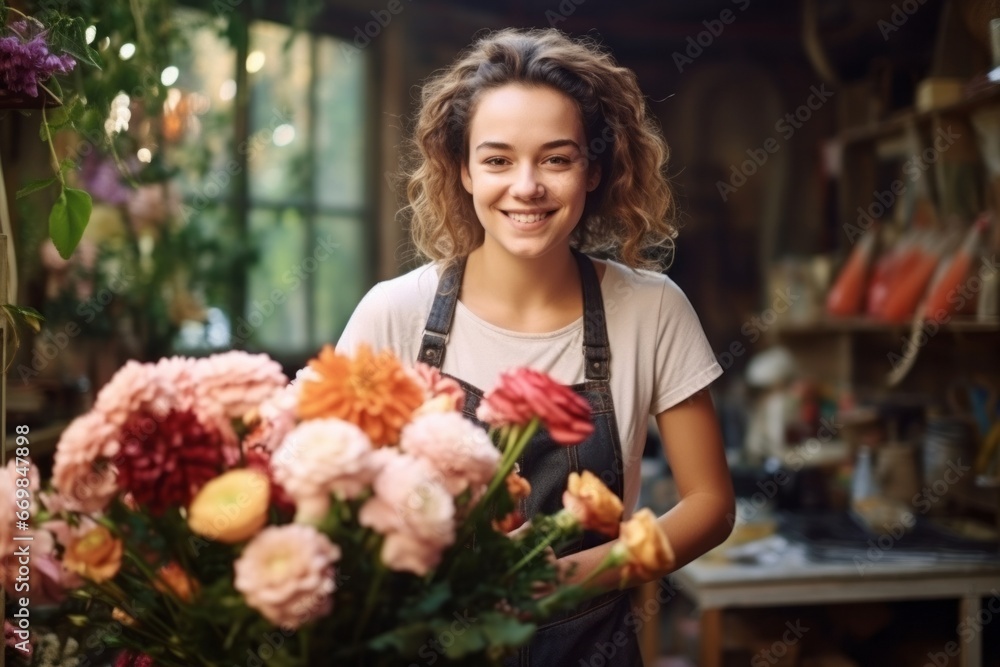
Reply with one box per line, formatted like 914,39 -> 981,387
838,80 -> 1000,146
774,317 -> 1000,335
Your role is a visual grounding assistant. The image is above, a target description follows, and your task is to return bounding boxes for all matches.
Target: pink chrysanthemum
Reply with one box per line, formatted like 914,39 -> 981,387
410,362 -> 466,411
51,412 -> 121,512
234,525 -> 341,629
271,419 -> 377,523
399,412 -> 499,496
193,351 -> 288,421
358,452 -> 455,576
94,360 -> 174,428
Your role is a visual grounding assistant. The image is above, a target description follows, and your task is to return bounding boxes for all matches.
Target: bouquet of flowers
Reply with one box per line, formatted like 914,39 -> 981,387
4,345 -> 675,666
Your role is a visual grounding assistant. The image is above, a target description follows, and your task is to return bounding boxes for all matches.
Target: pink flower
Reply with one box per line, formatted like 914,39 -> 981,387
94,360 -> 175,427
193,351 -> 288,421
271,419 -> 377,523
477,368 -> 593,445
51,413 -> 120,512
359,452 -> 455,575
409,362 -> 466,412
234,524 -> 341,629
244,377 -> 303,454
399,412 -> 499,496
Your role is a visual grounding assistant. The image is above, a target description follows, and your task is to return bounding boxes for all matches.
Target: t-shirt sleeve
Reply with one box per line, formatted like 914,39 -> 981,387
649,278 -> 723,415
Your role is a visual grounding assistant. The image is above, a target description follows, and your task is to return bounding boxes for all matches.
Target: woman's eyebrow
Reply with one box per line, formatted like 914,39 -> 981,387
474,139 -> 581,151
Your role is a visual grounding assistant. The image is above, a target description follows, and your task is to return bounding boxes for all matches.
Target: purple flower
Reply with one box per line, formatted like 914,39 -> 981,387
0,20 -> 76,98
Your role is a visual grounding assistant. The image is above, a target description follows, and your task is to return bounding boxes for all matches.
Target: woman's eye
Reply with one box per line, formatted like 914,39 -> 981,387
484,157 -> 509,166
545,156 -> 571,165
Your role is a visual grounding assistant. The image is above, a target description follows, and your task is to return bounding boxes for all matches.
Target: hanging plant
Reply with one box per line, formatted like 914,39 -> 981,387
1,1 -> 102,259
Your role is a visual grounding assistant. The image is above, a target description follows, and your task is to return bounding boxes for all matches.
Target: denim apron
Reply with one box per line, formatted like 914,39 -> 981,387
417,250 -> 642,667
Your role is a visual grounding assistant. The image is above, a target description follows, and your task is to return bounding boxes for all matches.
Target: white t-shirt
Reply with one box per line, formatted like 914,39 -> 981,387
337,258 -> 723,514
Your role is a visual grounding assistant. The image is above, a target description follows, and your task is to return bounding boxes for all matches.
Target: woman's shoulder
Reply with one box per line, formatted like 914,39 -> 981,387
598,258 -> 691,306
372,262 -> 441,301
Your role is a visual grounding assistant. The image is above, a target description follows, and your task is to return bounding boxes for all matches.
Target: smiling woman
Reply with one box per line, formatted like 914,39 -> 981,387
338,27 -> 734,667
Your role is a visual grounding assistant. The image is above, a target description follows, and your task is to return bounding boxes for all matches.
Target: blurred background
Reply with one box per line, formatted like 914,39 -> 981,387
2,0 -> 1000,665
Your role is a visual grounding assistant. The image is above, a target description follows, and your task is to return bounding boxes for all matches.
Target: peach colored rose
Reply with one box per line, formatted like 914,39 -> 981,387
399,412 -> 500,497
154,562 -> 199,602
112,607 -> 137,626
358,452 -> 455,576
234,524 -> 341,629
477,368 -> 593,445
493,511 -> 526,533
63,525 -> 123,583
562,471 -> 623,538
618,508 -> 675,585
187,469 -> 270,544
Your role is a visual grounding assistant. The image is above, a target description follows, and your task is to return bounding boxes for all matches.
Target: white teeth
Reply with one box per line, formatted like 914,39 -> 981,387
507,212 -> 549,223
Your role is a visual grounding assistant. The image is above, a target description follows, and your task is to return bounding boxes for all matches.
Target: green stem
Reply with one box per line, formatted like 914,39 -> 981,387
502,528 -> 560,579
39,105 -> 65,186
352,559 -> 386,649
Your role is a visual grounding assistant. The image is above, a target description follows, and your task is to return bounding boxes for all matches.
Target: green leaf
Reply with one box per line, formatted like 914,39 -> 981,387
0,1 -> 7,28
368,622 -> 431,655
16,176 -> 59,199
479,612 -> 536,647
0,305 -> 45,333
49,187 -> 92,259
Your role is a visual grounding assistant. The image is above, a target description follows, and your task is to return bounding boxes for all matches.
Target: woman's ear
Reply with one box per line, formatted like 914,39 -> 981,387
586,162 -> 602,192
461,161 -> 473,194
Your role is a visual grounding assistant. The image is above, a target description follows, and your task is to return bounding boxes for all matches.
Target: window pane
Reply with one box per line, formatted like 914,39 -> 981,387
312,216 -> 367,346
314,37 -> 367,209
166,10 -> 236,200
247,22 -> 312,205
245,207 -> 309,352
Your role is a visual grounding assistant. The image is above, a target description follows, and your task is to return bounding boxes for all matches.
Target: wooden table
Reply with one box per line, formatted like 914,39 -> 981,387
672,550 -> 1000,667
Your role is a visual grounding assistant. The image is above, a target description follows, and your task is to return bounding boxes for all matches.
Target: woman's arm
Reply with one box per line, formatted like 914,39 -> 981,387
558,389 -> 734,590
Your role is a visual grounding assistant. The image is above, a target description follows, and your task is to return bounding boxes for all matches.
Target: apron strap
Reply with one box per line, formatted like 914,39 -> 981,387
572,249 -> 611,382
417,258 -> 464,368
418,251 -> 611,381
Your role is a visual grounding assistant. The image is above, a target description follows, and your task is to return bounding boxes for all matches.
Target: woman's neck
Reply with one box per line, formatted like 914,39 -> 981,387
460,246 -> 583,333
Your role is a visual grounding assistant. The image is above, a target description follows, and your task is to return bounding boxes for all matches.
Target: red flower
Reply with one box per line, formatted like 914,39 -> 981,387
477,369 -> 593,445
115,409 -> 226,515
114,651 -> 155,667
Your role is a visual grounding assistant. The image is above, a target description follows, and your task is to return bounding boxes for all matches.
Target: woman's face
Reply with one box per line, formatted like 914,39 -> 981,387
461,83 -> 600,263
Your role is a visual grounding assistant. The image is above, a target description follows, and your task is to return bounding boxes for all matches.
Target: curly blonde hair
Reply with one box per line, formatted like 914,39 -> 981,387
403,28 -> 676,271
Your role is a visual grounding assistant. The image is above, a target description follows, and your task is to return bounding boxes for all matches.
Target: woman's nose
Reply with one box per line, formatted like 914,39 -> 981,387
509,165 -> 544,199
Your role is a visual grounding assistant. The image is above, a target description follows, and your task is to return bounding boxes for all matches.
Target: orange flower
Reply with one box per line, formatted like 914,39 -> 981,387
492,511 -> 526,533
154,562 -> 200,602
298,345 -> 424,447
64,525 -> 123,583
505,470 -> 532,502
562,471 -> 623,537
618,508 -> 675,585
